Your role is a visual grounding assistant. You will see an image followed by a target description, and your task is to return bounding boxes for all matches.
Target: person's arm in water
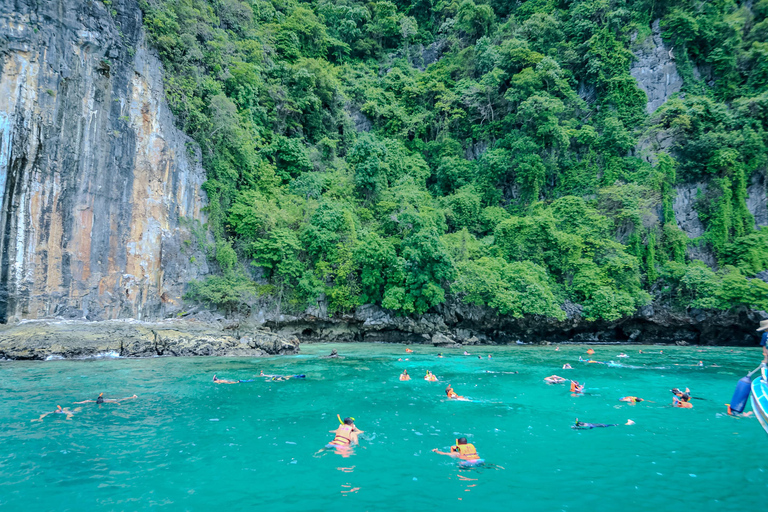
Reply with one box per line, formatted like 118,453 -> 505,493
73,399 -> 97,404
431,448 -> 459,458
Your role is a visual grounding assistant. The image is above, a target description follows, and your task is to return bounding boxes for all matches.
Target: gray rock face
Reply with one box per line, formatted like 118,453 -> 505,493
0,320 -> 299,360
256,297 -> 766,347
747,170 -> 768,227
630,20 -> 683,114
0,0 -> 208,323
673,183 -> 706,238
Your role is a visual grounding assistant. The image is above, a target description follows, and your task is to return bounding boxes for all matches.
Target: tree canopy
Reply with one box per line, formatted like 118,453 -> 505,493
139,0 -> 768,319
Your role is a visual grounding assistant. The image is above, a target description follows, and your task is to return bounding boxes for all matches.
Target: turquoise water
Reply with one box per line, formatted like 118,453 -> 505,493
1,343 -> 766,510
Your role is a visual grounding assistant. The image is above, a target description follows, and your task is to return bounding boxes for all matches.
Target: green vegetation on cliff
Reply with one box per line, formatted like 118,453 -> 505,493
139,0 -> 768,319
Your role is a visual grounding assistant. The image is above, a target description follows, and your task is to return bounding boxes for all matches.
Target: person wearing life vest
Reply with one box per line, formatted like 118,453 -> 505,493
399,369 -> 411,381
328,417 -> 362,447
672,391 -> 693,408
445,384 -> 466,400
544,375 -> 566,384
587,348 -> 595,355
425,370 -> 437,381
620,396 -> 644,403
432,437 -> 480,461
405,348 -> 414,353
570,380 -> 584,393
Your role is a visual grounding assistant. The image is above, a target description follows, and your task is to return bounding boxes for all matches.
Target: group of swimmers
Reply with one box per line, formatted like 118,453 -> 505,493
325,415 -> 483,464
546,349 -> 701,409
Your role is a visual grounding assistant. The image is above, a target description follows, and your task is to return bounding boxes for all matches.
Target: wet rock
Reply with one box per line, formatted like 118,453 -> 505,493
432,333 -> 453,346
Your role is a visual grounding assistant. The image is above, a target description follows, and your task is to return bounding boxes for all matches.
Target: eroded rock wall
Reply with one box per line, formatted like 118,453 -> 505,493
631,19 -> 683,114
0,0 -> 207,322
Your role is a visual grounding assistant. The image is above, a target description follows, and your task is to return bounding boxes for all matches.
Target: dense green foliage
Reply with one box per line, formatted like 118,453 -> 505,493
139,0 -> 768,319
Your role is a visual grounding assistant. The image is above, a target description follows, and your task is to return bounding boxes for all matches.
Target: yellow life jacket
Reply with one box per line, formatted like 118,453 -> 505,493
455,443 -> 479,460
332,425 -> 353,445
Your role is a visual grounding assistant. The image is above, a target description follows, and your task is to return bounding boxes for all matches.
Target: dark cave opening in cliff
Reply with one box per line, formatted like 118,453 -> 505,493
301,328 -> 314,337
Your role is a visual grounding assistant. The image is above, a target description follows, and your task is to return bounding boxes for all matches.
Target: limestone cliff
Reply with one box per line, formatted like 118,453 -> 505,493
630,20 -> 683,114
0,0 -> 208,322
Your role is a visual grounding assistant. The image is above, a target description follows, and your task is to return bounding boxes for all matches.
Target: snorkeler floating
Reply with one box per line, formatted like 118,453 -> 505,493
212,374 -> 242,384
32,405 -> 82,422
619,396 -> 644,403
424,370 -> 438,382
672,391 -> 693,408
432,437 -> 484,465
323,349 -> 340,358
400,369 -> 411,381
544,375 -> 567,384
445,384 -> 469,401
327,416 -> 363,449
570,380 -> 584,394
572,418 -> 635,430
74,393 -> 138,404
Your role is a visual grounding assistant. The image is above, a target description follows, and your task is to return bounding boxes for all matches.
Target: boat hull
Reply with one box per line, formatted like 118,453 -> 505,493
750,376 -> 768,434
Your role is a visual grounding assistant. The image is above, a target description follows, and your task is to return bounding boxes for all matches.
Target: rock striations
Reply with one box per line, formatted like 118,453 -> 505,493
0,0 -> 207,324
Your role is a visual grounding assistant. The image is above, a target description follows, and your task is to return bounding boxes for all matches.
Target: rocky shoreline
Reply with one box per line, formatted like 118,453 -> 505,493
1,300 -> 765,360
0,320 -> 299,360
259,300 -> 768,348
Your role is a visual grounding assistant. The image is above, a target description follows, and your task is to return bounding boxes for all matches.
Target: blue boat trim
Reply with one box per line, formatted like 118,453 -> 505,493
750,376 -> 768,435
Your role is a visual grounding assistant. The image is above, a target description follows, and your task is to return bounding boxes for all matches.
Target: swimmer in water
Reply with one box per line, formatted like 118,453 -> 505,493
400,369 -> 411,381
405,348 -> 414,353
562,363 -> 573,369
33,405 -> 82,421
617,353 -> 629,358
544,375 -> 567,384
671,387 -> 691,399
619,396 -> 644,403
570,380 -> 584,394
212,374 -> 240,384
572,418 -> 634,429
463,351 -> 471,356
425,370 -> 438,382
673,393 -> 693,408
445,384 -> 468,400
586,348 -> 595,355
74,393 -> 138,404
437,353 -> 443,358
432,437 -> 481,462
488,354 -> 492,359
327,417 -> 363,448
324,349 -> 340,358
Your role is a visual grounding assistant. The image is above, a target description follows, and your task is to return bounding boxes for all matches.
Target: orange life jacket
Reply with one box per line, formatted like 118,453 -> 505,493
454,443 -> 479,460
400,374 -> 410,381
676,401 -> 693,409
447,390 -> 458,399
332,425 -> 353,445
570,382 -> 581,392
